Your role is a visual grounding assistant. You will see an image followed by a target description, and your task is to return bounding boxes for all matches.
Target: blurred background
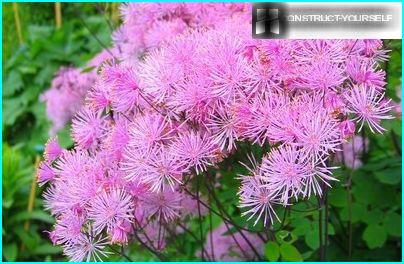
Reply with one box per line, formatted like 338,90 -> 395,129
2,3 -> 119,261
2,3 -> 402,262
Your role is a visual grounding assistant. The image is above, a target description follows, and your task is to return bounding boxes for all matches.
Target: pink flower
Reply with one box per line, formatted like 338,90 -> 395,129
141,188 -> 182,221
63,226 -> 110,262
298,61 -> 346,91
295,110 -> 341,162
127,113 -> 172,151
345,84 -> 394,133
71,107 -> 106,150
143,147 -> 187,192
207,108 -> 239,152
324,91 -> 345,115
144,18 -> 187,49
88,189 -> 134,235
209,55 -> 251,103
238,176 -> 280,226
171,131 -> 218,174
169,74 -> 215,123
122,146 -> 153,183
86,79 -> 112,112
339,120 -> 356,140
36,4 -> 396,261
109,219 -> 133,245
41,67 -> 95,135
104,117 -> 130,161
292,40 -> 347,65
260,146 -> 313,205
102,64 -> 141,113
347,57 -> 386,90
52,211 -> 85,245
44,137 -> 63,163
37,162 -> 55,186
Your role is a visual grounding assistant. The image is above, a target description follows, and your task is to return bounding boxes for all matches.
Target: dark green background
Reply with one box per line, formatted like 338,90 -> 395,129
2,3 -> 402,261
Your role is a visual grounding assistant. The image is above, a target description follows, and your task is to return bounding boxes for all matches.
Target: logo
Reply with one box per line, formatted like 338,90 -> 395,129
252,3 -> 288,39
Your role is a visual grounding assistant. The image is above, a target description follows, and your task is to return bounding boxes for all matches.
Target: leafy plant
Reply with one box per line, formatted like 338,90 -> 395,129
2,4 -> 113,261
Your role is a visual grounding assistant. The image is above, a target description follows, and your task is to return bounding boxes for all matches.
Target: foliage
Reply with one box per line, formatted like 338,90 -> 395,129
2,3 -> 402,262
2,4 -> 113,261
2,143 -> 60,261
3,7 -> 112,154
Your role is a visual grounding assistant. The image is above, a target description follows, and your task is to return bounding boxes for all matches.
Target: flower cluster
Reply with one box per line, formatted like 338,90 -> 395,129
199,222 -> 264,261
40,49 -> 117,135
38,3 -> 394,261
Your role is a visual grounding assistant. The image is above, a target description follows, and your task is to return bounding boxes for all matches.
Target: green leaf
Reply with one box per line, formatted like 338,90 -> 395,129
329,187 -> 347,208
3,71 -> 23,97
2,97 -> 27,126
373,167 -> 401,185
362,209 -> 383,225
304,229 -> 319,250
18,65 -> 37,74
340,203 -> 366,223
383,211 -> 401,237
15,227 -> 39,251
264,241 -> 280,261
9,210 -> 54,224
3,243 -> 18,261
363,224 -> 387,249
33,244 -> 63,255
328,223 -> 335,235
291,218 -> 311,236
280,243 -> 303,261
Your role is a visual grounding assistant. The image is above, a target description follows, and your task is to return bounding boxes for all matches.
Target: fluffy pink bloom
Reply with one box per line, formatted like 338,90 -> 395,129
295,110 -> 341,163
324,91 -> 345,115
44,151 -> 102,215
88,189 -> 133,234
345,85 -> 394,133
260,146 -> 313,205
37,162 -> 56,186
169,74 -> 216,123
52,211 -> 85,245
44,137 -> 63,163
241,94 -> 287,145
171,131 -> 218,174
122,146 -> 153,183
208,54 -> 251,103
127,114 -> 171,151
71,107 -> 106,150
304,159 -> 337,198
339,119 -> 356,140
347,57 -> 386,90
142,147 -> 187,192
104,117 -> 130,160
102,64 -> 141,113
63,226 -> 110,262
86,79 -> 112,112
41,67 -> 94,135
292,40 -> 347,65
298,61 -> 346,91
37,4 -> 395,261
141,188 -> 182,221
238,176 -> 280,226
144,18 -> 187,48
109,219 -> 133,245
139,49 -> 184,105
207,108 -> 239,152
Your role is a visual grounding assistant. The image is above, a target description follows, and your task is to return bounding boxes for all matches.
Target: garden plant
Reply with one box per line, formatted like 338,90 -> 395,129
2,3 -> 402,262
